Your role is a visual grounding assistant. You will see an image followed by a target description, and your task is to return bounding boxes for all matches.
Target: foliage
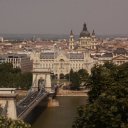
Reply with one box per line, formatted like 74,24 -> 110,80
69,69 -> 74,82
70,72 -> 80,90
73,84 -> 128,128
78,69 -> 89,86
73,62 -> 128,128
0,63 -> 32,89
19,72 -> 32,89
0,116 -> 31,128
88,62 -> 117,103
65,69 -> 89,90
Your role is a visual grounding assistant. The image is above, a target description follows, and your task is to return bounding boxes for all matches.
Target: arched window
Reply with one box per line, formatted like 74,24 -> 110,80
60,59 -> 64,69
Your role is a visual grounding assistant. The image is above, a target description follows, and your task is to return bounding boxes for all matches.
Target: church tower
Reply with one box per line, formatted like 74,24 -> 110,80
92,30 -> 96,40
69,30 -> 74,50
91,29 -> 97,49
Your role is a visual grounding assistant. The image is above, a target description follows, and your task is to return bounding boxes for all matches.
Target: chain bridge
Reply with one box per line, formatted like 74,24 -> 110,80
0,68 -> 57,120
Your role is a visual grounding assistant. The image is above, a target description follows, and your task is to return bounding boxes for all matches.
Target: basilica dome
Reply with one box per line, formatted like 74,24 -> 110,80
80,23 -> 90,38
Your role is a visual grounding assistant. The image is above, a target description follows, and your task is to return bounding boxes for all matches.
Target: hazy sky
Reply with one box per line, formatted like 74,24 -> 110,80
0,0 -> 128,35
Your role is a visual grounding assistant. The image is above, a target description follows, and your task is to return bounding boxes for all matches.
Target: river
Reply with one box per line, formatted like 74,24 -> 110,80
31,96 -> 87,128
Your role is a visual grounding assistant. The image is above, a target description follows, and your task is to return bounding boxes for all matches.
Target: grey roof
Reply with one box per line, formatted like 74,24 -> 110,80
113,48 -> 128,55
69,53 -> 84,59
40,52 -> 55,59
0,53 -> 27,58
0,55 -> 7,59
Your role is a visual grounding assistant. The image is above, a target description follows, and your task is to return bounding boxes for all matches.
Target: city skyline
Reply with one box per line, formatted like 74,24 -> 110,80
0,0 -> 128,35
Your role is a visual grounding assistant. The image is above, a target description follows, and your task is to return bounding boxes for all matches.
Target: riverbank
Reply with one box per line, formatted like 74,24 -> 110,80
57,88 -> 88,96
15,88 -> 89,97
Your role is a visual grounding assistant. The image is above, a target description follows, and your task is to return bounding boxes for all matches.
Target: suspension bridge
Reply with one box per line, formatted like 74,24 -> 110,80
0,68 -> 57,120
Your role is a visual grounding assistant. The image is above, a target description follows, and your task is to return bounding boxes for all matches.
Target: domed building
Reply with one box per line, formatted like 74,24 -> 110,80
80,23 -> 90,38
79,23 -> 96,50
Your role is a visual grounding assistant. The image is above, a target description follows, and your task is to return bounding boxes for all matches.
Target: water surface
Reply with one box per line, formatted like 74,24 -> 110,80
32,96 -> 87,128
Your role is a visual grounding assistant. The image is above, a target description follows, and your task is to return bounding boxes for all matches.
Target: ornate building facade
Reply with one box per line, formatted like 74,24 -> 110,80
32,23 -> 99,79
94,48 -> 128,65
32,50 -> 94,79
31,23 -> 128,80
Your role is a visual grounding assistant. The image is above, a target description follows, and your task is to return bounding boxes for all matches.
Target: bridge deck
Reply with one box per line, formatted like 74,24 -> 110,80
17,90 -> 49,120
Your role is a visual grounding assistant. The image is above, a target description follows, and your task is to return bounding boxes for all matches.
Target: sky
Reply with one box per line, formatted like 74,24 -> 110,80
0,0 -> 128,35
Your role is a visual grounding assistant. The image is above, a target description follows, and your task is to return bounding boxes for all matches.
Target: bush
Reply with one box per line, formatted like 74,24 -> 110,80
0,116 -> 31,128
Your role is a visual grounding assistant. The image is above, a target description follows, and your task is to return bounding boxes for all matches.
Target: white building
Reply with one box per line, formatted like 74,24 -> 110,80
94,48 -> 128,65
0,53 -> 32,72
32,50 -> 94,79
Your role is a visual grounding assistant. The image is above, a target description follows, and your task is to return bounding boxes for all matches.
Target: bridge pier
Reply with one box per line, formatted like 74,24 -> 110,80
0,88 -> 17,119
32,69 -> 52,93
45,73 -> 52,92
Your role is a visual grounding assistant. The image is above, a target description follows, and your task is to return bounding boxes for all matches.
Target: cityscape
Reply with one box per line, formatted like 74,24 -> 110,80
0,23 -> 128,75
0,0 -> 128,128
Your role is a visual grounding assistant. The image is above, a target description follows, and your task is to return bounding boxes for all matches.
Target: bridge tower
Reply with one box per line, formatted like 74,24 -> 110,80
0,88 -> 17,119
32,68 -> 52,92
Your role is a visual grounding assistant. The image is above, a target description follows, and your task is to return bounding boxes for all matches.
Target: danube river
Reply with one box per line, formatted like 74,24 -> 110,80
31,96 -> 87,128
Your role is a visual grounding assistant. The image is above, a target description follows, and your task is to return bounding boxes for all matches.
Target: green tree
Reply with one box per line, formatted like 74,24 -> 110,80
73,82 -> 128,128
0,63 -> 32,89
65,73 -> 69,80
0,63 -> 13,73
19,72 -> 32,89
70,72 -> 81,90
65,69 -> 89,90
73,62 -> 128,128
88,62 -> 117,103
69,69 -> 74,82
78,69 -> 89,86
0,116 -> 31,128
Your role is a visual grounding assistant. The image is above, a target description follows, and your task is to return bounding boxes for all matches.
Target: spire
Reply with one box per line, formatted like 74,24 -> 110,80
83,22 -> 87,31
92,29 -> 95,36
70,30 -> 73,36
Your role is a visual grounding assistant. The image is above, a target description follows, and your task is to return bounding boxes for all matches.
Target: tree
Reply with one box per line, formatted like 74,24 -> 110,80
78,69 -> 89,86
73,83 -> 128,128
0,116 -> 31,128
69,69 -> 74,82
0,63 -> 32,89
65,73 -> 69,80
70,72 -> 81,90
73,62 -> 128,128
20,72 -> 32,89
0,63 -> 13,73
88,62 -> 117,103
